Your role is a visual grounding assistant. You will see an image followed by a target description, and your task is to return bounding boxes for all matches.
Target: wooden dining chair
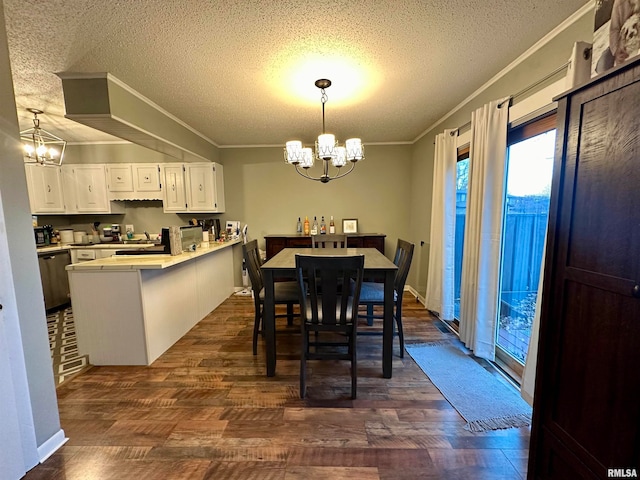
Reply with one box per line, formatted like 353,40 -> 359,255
311,234 -> 347,249
295,254 -> 365,399
243,239 -> 299,355
358,239 -> 414,357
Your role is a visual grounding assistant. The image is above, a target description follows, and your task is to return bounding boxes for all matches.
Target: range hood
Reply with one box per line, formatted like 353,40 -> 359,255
57,72 -> 218,161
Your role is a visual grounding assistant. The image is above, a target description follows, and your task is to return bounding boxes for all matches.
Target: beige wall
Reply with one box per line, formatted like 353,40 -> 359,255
220,144 -> 413,255
63,142 -> 205,164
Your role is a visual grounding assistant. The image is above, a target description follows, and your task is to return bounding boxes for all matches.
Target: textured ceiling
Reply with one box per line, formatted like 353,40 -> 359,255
4,0 -> 590,148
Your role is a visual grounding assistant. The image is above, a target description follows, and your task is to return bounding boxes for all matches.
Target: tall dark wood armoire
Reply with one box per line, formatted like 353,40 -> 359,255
528,57 -> 640,478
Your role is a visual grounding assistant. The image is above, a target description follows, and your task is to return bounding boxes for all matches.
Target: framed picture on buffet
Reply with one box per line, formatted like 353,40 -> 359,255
342,218 -> 358,234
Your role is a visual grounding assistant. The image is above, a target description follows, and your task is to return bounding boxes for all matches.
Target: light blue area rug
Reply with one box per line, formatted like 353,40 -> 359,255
406,341 -> 532,432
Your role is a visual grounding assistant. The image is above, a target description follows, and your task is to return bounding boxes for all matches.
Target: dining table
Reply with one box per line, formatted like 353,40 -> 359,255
260,247 -> 398,378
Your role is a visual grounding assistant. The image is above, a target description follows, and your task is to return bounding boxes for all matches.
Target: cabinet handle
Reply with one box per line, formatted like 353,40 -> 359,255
172,184 -> 175,191
633,284 -> 640,299
88,185 -> 92,192
47,184 -> 51,192
144,176 -> 149,181
199,184 -> 203,191
117,176 -> 122,180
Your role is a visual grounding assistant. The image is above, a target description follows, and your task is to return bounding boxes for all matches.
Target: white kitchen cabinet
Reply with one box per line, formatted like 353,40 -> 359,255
161,163 -> 187,212
106,164 -> 133,192
24,164 -> 66,214
161,162 -> 224,213
69,245 -> 148,263
70,248 -> 96,264
107,163 -> 162,200
62,165 -> 125,214
186,163 -> 216,212
133,164 -> 162,194
75,165 -> 110,212
192,162 -> 224,212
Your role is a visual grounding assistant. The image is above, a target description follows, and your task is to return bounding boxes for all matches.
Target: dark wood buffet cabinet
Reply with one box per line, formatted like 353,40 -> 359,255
264,234 -> 385,260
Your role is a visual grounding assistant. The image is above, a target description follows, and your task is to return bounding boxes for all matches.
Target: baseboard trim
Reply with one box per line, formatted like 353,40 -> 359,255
405,285 -> 426,306
37,429 -> 68,463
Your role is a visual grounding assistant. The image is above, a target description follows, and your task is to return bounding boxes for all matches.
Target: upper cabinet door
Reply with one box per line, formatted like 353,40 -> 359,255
185,164 -> 216,212
161,163 -> 224,212
107,163 -> 162,200
161,164 -> 187,212
106,164 -> 134,192
212,163 -> 225,213
24,164 -> 66,213
72,165 -> 110,213
184,163 -> 225,213
132,164 -> 161,193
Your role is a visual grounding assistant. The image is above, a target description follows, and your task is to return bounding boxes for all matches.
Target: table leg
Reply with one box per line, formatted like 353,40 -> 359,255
263,269 -> 276,376
383,269 -> 394,378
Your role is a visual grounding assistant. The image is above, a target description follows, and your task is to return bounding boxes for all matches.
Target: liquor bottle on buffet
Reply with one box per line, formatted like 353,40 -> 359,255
329,216 -> 335,234
320,216 -> 326,234
311,216 -> 318,235
297,217 -> 302,233
303,216 -> 310,235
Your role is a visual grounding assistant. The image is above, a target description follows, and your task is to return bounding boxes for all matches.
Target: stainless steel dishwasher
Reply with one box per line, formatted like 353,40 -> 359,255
37,249 -> 71,310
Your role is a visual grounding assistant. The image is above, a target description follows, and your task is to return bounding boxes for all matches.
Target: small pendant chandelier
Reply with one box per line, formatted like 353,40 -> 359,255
20,108 -> 66,166
284,79 -> 364,183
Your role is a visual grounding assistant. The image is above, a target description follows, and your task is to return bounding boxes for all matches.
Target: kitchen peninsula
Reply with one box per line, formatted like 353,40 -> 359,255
66,239 -> 240,365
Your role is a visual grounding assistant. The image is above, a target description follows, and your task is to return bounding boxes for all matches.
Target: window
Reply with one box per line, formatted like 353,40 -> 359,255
496,114 -> 556,366
453,147 -> 470,324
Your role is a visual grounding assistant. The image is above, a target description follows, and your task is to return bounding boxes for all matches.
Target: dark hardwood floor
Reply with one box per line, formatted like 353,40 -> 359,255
26,293 -> 530,479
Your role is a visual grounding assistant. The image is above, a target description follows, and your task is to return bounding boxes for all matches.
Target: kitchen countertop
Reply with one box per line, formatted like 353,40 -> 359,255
65,239 -> 241,271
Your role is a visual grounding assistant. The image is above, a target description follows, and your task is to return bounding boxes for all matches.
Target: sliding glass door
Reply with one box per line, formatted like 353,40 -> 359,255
450,114 -> 556,374
454,153 -> 469,321
497,118 -> 555,364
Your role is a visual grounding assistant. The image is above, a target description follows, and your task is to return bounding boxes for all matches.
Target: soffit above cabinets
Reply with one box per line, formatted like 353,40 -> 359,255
58,73 -> 218,161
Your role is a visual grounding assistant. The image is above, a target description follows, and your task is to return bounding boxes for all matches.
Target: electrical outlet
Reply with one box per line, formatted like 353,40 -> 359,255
125,224 -> 134,233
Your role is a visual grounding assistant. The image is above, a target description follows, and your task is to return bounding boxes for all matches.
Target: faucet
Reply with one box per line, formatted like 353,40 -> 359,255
144,231 -> 150,241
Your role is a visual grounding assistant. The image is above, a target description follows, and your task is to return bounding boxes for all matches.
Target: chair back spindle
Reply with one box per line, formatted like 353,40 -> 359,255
311,234 -> 347,249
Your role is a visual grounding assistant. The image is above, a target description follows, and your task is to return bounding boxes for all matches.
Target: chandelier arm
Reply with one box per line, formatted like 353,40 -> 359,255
294,165 -> 319,180
293,162 -> 357,182
327,162 -> 356,180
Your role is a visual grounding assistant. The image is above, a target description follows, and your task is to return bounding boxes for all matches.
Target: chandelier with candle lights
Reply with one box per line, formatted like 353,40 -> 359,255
284,79 -> 364,183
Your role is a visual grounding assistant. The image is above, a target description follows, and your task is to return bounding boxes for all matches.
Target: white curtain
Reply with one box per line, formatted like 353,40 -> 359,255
458,97 -> 510,361
521,231 -> 547,406
425,129 -> 458,320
